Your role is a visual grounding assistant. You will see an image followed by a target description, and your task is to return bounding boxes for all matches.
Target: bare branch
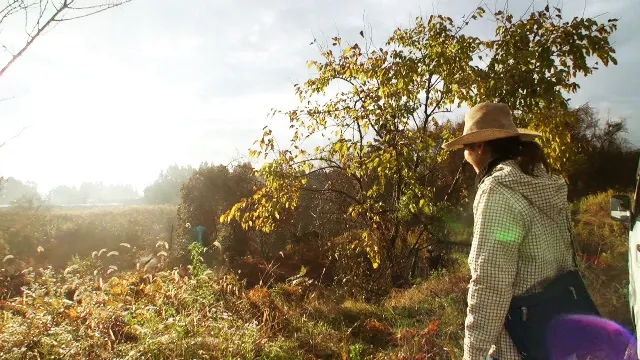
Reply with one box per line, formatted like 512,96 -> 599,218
300,185 -> 362,206
57,1 -> 131,22
443,159 -> 467,203
0,1 -> 67,77
0,0 -> 133,77
0,1 -> 21,17
0,126 -> 29,148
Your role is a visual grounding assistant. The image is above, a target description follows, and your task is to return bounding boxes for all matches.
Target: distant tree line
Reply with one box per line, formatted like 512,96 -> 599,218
48,182 -> 139,205
142,164 -> 195,205
0,163 -> 197,207
0,180 -> 139,206
0,178 -> 40,206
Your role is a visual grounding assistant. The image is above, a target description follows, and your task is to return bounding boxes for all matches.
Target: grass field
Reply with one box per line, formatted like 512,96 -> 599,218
0,191 -> 632,359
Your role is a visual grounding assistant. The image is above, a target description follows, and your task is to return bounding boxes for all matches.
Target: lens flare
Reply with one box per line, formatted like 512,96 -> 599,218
547,314 -> 636,359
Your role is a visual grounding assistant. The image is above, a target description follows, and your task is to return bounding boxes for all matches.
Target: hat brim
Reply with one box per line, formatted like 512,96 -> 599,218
442,128 -> 542,150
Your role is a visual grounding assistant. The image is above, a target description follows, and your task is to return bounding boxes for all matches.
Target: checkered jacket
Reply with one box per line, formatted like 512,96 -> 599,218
464,160 -> 575,360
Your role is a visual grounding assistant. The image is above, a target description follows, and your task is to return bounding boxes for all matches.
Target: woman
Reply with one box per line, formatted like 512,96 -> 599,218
442,103 -> 576,360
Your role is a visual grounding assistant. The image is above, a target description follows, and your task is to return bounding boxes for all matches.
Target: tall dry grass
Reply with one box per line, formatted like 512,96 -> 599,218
0,190 -> 633,359
0,205 -> 177,271
572,190 -> 632,328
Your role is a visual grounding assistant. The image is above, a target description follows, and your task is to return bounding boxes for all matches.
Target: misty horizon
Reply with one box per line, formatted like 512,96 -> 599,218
1,0 -> 639,195
1,161 -> 239,196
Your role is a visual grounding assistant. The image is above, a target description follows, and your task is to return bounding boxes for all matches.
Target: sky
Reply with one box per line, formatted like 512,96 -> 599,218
0,0 -> 638,194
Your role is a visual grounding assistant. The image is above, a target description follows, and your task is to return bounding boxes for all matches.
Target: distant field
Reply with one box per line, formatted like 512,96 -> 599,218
0,202 -> 141,210
0,205 -> 178,270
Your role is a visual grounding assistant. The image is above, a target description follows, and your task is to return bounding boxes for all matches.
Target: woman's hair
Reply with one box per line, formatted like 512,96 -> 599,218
485,136 -> 549,176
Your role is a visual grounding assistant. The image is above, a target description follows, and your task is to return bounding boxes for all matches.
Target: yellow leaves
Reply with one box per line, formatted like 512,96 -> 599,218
419,199 -> 427,211
220,5 -> 618,269
220,161 -> 304,232
218,213 -> 228,224
306,60 -> 318,70
367,245 -> 380,270
107,277 -> 128,295
248,149 -> 260,159
480,3 -> 617,114
64,307 -> 81,320
471,6 -> 486,20
520,108 -> 583,176
359,232 -> 380,269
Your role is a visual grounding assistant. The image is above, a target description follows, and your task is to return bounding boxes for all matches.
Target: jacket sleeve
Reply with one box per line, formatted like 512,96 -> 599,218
464,181 -> 525,360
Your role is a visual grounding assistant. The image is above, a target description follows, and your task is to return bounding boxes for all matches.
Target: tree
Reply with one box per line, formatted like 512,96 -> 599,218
177,162 -> 261,264
566,104 -> 638,199
47,184 -> 81,205
0,0 -> 132,77
570,104 -> 631,153
46,182 -> 138,205
221,5 -> 618,275
0,177 -> 39,205
143,164 -> 195,204
77,182 -> 138,203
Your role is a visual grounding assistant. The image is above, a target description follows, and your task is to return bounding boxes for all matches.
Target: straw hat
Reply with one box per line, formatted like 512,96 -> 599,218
442,102 -> 541,150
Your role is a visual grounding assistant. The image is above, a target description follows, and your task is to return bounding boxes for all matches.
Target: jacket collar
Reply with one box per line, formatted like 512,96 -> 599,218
475,156 -> 513,189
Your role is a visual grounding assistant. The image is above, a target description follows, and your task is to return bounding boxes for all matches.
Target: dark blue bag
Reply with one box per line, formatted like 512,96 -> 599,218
505,268 -> 600,359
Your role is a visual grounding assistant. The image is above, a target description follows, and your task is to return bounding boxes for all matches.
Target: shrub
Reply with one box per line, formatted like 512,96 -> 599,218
572,190 -> 629,258
572,190 -> 632,328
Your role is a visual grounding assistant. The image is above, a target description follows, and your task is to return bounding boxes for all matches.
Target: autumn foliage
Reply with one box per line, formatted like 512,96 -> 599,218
0,4 -> 636,359
221,5 -> 620,288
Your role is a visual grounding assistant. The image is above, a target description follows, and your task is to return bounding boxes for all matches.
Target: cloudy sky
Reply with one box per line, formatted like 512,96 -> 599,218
0,0 -> 637,193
